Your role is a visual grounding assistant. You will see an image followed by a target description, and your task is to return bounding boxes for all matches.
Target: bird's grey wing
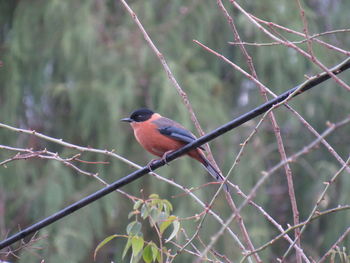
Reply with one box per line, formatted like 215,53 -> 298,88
158,126 -> 197,144
153,118 -> 205,150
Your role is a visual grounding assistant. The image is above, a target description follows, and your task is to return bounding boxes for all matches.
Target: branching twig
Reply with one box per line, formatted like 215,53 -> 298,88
0,123 -> 134,167
0,145 -> 136,200
250,15 -> 350,56
196,78 -> 315,261
196,94 -> 350,263
233,117 -> 350,262
240,205 -> 350,262
318,227 -> 350,262
217,2 -> 302,260
193,40 -> 350,175
0,231 -> 46,258
229,0 -> 350,92
229,28 -> 350,50
280,155 -> 350,261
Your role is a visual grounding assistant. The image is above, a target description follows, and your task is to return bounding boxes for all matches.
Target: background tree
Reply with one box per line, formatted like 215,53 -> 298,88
0,0 -> 349,262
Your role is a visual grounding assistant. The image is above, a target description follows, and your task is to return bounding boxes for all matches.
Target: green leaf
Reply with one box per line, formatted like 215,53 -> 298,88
131,236 -> 144,256
163,200 -> 173,214
160,215 -> 176,234
156,211 -> 168,226
142,244 -> 153,263
156,248 -> 162,263
131,249 -> 143,263
122,236 -> 132,259
149,193 -> 159,199
94,234 -> 118,260
141,204 -> 150,219
150,243 -> 159,262
151,198 -> 161,209
150,208 -> 160,226
133,200 -> 143,210
126,221 -> 142,236
166,219 -> 180,242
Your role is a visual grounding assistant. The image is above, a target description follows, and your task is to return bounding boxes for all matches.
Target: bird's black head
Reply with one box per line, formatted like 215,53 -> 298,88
121,108 -> 154,123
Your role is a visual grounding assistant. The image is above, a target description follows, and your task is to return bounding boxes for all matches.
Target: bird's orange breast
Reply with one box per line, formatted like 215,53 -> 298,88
131,120 -> 185,157
130,114 -> 203,162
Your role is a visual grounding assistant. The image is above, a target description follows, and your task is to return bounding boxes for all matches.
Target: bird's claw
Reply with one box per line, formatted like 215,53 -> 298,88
161,150 -> 173,166
147,159 -> 158,171
147,151 -> 173,171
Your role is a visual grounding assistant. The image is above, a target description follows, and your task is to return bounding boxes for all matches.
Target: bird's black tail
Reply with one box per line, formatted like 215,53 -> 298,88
199,154 -> 229,192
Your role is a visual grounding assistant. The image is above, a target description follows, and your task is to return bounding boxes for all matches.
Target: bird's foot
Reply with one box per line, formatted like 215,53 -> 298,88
146,151 -> 174,171
146,159 -> 158,172
161,150 -> 173,165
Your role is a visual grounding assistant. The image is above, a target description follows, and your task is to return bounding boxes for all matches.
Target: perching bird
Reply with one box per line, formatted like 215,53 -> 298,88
121,108 -> 228,191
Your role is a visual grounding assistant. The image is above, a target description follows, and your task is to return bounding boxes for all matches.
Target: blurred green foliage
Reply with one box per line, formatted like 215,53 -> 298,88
0,0 -> 349,262
94,194 -> 180,263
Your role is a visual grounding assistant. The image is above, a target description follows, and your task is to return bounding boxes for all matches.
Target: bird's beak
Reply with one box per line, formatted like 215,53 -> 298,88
121,117 -> 133,123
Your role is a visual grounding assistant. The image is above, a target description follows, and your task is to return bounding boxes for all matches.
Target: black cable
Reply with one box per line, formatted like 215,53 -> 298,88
1,57 -> 349,250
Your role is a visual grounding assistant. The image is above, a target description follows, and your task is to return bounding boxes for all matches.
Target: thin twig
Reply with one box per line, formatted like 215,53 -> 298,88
318,227 -> 350,262
193,40 -> 350,175
251,15 -> 350,56
229,0 -> 350,92
295,0 -> 314,58
0,145 -> 136,201
240,205 -> 350,262
197,92 -> 350,263
229,28 -> 350,50
233,117 -> 350,262
0,123 -> 134,166
280,155 -> 350,261
197,79 -> 313,261
217,2 -> 301,260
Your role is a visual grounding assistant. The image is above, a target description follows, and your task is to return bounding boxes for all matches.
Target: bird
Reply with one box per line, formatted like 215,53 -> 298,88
121,108 -> 228,191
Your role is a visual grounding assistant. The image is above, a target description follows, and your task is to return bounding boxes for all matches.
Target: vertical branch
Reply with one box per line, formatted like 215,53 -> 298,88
318,227 -> 350,262
281,155 -> 350,260
217,1 -> 302,261
295,0 -> 314,58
